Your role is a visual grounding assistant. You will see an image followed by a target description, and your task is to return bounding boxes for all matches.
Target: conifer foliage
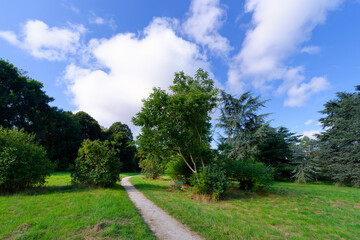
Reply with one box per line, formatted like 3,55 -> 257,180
319,86 -> 360,187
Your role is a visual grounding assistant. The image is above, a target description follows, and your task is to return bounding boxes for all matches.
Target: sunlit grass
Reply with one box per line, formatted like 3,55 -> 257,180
130,176 -> 360,240
0,172 -> 154,240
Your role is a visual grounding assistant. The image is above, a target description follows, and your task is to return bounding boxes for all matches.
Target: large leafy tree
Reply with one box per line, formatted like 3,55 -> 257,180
71,111 -> 102,141
0,59 -> 53,134
40,108 -> 83,170
106,122 -> 137,172
132,69 -> 218,176
318,86 -> 360,187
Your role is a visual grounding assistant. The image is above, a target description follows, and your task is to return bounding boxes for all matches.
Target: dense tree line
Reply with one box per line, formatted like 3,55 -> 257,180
0,59 -> 137,172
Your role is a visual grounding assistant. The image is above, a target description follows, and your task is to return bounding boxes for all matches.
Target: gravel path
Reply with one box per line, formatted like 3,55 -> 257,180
121,176 -> 204,240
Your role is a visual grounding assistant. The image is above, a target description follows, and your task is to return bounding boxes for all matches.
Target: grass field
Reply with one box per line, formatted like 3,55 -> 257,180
0,172 -> 155,240
130,175 -> 360,240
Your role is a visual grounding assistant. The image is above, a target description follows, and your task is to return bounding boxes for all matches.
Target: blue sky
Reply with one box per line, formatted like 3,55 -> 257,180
1,0 -> 360,139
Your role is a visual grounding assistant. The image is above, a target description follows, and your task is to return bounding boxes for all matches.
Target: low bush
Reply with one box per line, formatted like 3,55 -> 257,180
226,160 -> 273,191
190,164 -> 228,200
71,139 -> 121,187
0,127 -> 53,191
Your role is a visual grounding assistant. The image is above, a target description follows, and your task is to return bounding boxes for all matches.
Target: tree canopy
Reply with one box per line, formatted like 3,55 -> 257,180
0,59 -> 53,134
132,69 -> 218,176
71,111 -> 102,141
106,122 -> 137,172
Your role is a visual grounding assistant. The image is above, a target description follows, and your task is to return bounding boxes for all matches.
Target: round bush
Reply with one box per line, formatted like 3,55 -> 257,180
226,160 -> 273,191
71,139 -> 122,187
191,164 -> 228,200
0,127 -> 53,192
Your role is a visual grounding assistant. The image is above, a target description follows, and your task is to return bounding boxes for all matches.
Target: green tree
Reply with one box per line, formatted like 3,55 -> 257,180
41,108 -> 84,170
318,86 -> 360,187
0,59 -> 53,134
132,69 -> 218,177
71,139 -> 121,187
291,143 -> 318,184
106,122 -> 137,172
0,127 -> 53,192
217,91 -> 274,190
217,90 -> 270,161
71,111 -> 102,141
256,126 -> 299,180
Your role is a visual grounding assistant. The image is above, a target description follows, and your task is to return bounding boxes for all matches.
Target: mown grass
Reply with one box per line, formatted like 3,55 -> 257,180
0,172 -> 154,240
130,176 -> 360,240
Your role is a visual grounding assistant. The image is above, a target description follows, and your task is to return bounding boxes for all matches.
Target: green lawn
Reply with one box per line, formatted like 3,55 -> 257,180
130,176 -> 360,240
0,172 -> 155,240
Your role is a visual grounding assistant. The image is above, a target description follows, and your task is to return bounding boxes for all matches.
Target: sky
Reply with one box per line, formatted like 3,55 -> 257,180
1,0 -> 360,140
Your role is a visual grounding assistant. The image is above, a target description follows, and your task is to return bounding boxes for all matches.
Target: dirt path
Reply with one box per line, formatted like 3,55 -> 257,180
121,176 -> 204,240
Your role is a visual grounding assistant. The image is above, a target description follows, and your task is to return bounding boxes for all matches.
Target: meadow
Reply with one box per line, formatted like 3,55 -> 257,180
130,176 -> 360,240
0,172 -> 155,240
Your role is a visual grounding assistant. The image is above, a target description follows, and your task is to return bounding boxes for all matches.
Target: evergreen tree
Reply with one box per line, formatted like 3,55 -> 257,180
318,86 -> 360,187
256,126 -> 299,180
217,90 -> 270,161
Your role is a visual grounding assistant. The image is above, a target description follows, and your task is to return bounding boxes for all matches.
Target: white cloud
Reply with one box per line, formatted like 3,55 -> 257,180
183,0 -> 231,56
301,45 -> 320,54
0,31 -> 20,45
305,119 -> 313,126
228,0 -> 342,105
0,20 -> 85,61
284,76 -> 330,106
302,130 -> 321,140
64,17 -> 210,128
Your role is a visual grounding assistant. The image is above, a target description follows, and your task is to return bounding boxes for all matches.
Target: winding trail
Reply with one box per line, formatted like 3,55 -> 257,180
121,176 -> 204,240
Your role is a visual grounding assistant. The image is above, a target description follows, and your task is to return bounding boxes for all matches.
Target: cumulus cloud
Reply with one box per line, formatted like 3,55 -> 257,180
228,0 -> 342,105
64,18 -> 210,128
302,130 -> 321,140
0,20 -> 85,61
305,119 -> 313,126
183,0 -> 231,56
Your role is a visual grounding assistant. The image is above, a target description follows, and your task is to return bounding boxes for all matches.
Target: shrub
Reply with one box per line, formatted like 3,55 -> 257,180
0,127 -> 53,192
226,160 -> 273,191
190,164 -> 228,201
71,139 -> 121,187
138,155 -> 164,179
166,158 -> 192,183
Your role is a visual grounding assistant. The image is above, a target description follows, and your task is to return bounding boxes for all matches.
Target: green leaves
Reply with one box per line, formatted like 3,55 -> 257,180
0,127 -> 53,192
132,69 -> 218,176
71,139 -> 122,187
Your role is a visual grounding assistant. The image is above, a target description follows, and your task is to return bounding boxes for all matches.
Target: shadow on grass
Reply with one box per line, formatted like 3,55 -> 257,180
0,183 -> 126,197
